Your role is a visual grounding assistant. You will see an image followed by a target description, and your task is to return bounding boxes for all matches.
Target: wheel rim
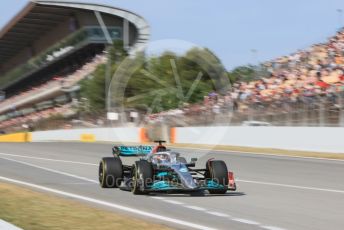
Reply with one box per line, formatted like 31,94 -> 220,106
131,167 -> 138,192
99,162 -> 104,184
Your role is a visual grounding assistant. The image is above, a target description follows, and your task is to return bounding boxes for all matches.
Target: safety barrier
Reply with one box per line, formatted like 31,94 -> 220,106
0,132 -> 31,142
2,126 -> 343,153
31,127 -> 142,143
173,126 -> 344,153
80,134 -> 96,142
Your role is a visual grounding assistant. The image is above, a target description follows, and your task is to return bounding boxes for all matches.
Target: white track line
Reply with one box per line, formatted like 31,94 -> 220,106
163,199 -> 184,205
237,179 -> 344,194
0,157 -> 98,183
171,146 -> 344,162
151,198 -> 282,230
261,226 -> 287,230
206,211 -> 230,217
0,219 -> 23,230
0,152 -> 97,166
151,196 -> 164,200
1,157 -> 334,228
184,205 -> 207,211
232,218 -> 260,225
2,152 -> 342,198
0,176 -> 217,230
60,182 -> 95,185
0,155 -> 286,230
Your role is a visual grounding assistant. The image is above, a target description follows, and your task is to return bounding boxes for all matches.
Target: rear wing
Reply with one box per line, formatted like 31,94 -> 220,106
112,145 -> 153,156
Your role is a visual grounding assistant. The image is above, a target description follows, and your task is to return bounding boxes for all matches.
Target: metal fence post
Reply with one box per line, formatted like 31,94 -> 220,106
319,96 -> 325,127
339,92 -> 344,127
301,98 -> 308,126
286,102 -> 292,126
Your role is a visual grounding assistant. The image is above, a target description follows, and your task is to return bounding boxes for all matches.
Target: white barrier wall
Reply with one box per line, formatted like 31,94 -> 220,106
175,126 -> 344,153
31,126 -> 344,153
31,127 -> 141,143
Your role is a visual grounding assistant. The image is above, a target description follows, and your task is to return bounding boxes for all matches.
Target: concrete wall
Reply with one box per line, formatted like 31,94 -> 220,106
4,126 -> 343,153
174,126 -> 344,153
0,132 -> 31,142
31,127 -> 142,143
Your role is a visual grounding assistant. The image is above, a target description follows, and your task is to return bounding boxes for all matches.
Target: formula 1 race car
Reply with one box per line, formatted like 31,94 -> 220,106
98,141 -> 236,195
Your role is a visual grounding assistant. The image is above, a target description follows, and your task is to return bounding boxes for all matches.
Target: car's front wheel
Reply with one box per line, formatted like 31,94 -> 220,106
131,160 -> 153,195
99,157 -> 123,188
206,160 -> 228,194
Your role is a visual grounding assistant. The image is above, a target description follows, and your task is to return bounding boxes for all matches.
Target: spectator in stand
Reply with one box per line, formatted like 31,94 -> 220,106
0,55 -> 107,131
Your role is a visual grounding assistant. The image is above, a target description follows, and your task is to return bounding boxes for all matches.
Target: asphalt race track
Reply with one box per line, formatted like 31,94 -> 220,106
0,142 -> 343,230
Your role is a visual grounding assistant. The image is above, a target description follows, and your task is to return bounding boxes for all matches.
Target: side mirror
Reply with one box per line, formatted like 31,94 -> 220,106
191,158 -> 198,162
112,146 -> 120,156
186,162 -> 196,167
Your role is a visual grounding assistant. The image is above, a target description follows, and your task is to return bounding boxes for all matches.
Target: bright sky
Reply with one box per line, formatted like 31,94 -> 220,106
1,0 -> 344,70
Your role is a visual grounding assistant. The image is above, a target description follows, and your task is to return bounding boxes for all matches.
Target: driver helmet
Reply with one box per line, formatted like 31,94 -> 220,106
157,154 -> 170,163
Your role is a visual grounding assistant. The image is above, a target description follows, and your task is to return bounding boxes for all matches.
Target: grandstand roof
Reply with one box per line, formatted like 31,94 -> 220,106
0,0 -> 150,64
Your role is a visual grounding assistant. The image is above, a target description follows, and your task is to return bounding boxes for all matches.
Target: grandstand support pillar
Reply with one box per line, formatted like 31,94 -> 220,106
94,11 -> 112,44
123,18 -> 129,50
105,46 -> 112,114
94,10 -> 113,122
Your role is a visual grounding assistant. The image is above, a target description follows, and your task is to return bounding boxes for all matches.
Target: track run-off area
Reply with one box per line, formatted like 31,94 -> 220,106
0,142 -> 344,230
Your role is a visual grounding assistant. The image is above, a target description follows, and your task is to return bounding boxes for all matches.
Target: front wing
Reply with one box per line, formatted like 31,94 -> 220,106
119,177 -> 236,193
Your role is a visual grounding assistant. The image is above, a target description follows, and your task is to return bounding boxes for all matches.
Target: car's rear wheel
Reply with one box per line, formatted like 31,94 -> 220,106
99,157 -> 123,188
131,160 -> 153,195
206,160 -> 228,194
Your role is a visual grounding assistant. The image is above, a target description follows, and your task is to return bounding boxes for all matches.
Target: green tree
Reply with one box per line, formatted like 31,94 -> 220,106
79,64 -> 106,112
80,46 -> 229,114
79,41 -> 128,113
228,65 -> 256,83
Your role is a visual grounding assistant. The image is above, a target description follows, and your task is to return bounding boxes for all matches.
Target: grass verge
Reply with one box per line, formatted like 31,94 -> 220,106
0,182 -> 172,230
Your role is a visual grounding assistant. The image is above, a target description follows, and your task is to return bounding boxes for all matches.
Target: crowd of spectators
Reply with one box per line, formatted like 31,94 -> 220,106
0,54 -> 106,110
61,54 -> 107,88
230,28 -> 344,114
0,54 -> 107,131
3,28 -> 344,130
0,79 -> 61,110
0,103 -> 74,132
146,28 -> 344,126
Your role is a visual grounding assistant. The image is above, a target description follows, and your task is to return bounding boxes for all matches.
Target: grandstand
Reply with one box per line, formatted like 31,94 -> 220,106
2,1 -> 343,132
146,29 -> 344,127
0,0 -> 150,133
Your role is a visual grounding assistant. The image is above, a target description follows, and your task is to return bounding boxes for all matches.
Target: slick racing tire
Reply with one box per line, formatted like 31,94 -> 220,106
99,157 -> 123,188
131,160 -> 153,195
206,160 -> 228,194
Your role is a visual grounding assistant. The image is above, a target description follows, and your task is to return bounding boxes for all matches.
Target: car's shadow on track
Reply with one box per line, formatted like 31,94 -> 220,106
148,191 -> 246,198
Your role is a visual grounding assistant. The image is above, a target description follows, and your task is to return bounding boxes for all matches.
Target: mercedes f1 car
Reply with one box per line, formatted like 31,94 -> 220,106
98,141 -> 236,195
